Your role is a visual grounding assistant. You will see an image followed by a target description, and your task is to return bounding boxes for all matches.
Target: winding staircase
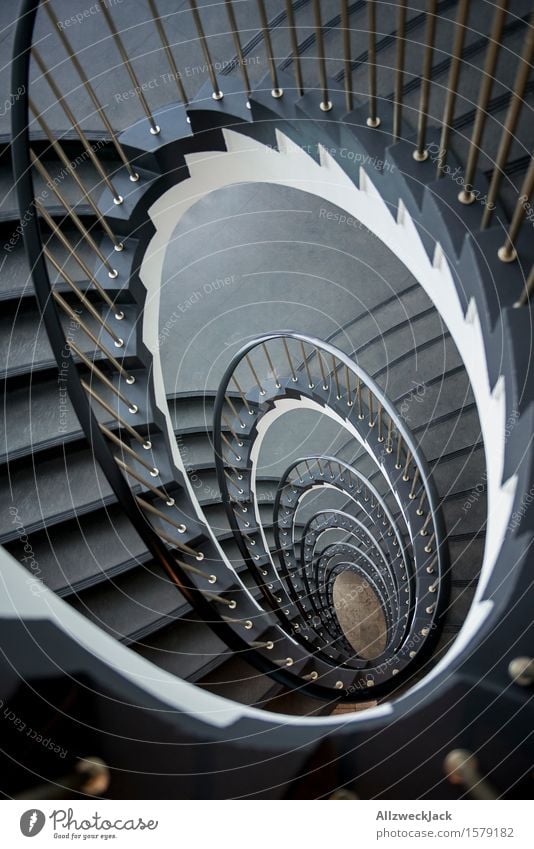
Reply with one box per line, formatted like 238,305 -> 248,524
1,0 -> 533,799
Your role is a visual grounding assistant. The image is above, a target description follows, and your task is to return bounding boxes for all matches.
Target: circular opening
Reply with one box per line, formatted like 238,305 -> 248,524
332,571 -> 387,660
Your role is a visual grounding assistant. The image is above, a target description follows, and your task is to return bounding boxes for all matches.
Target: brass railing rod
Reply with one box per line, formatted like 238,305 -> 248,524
32,48 -> 123,202
136,495 -> 187,534
30,108 -> 124,251
413,0 -> 438,161
53,292 -> 134,384
341,0 -> 352,112
300,341 -> 314,388
221,430 -> 241,459
32,157 -> 119,277
100,3 -> 162,131
231,375 -> 253,412
81,379 -> 150,447
262,342 -> 281,387
367,0 -> 380,127
257,0 -> 283,97
100,424 -> 159,476
246,353 -> 266,394
43,2 -> 139,181
458,0 -> 508,203
393,0 -> 407,141
286,0 -> 304,95
156,527 -> 210,569
514,263 -> 534,308
69,341 -> 137,412
497,155 -> 534,262
225,0 -> 252,98
115,456 -> 176,506
436,0 -> 470,177
43,242 -> 119,316
46,250 -> 124,347
481,16 -> 534,228
226,394 -> 247,427
283,337 -> 298,381
189,0 -> 223,100
147,0 -> 189,105
312,0 -> 332,111
222,414 -> 244,445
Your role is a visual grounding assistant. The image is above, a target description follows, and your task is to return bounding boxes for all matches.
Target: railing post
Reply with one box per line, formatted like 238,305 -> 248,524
312,0 -> 332,111
413,0 -> 438,161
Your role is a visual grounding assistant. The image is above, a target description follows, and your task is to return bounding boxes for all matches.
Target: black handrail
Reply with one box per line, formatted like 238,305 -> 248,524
214,330 -> 446,567
272,457 -> 412,656
213,331 -> 449,683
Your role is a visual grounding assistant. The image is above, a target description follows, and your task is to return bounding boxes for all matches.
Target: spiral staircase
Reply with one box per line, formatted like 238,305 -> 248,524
1,0 -> 533,799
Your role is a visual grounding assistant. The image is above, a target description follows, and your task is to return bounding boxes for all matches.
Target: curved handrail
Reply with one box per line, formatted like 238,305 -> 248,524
213,330 -> 447,572
213,330 -> 449,683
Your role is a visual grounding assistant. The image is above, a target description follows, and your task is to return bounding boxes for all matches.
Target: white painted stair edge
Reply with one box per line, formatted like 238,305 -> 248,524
141,128 -> 513,700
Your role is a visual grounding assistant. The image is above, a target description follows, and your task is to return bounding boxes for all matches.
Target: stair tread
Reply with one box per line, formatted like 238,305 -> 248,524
0,448 -> 116,541
4,503 -> 149,595
132,617 -> 229,681
68,561 -> 188,644
198,655 -> 282,706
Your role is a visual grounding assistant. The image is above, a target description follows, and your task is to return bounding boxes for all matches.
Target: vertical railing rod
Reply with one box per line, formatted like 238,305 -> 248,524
231,376 -> 253,412
30,150 -> 117,279
331,356 -> 341,398
285,0 -> 304,96
51,265 -> 125,348
226,394 -> 247,428
262,342 -> 281,387
29,109 -> 123,250
114,457 -> 176,506
318,351 -> 328,389
514,264 -> 534,308
188,0 -> 223,100
341,0 -> 352,112
283,338 -> 298,381
257,0 -> 283,97
393,0 -> 407,141
436,0 -> 470,177
33,191 -> 117,281
43,2 -> 139,181
458,0 -> 508,204
312,0 -> 332,111
32,48 -> 124,202
52,292 -> 134,383
69,342 -> 137,412
78,382 -> 149,448
300,342 -> 314,388
147,0 -> 189,105
497,156 -> 534,262
413,0 -> 438,161
225,0 -> 252,99
367,0 -> 380,127
245,353 -> 266,394
44,246 -> 119,317
100,3 -> 163,129
481,17 -> 534,228
99,424 -> 158,476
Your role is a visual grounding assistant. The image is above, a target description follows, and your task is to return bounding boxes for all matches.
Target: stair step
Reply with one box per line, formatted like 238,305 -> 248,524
67,562 -> 189,644
132,617 -> 229,682
0,447 -> 117,542
4,504 -> 149,596
198,655 -> 282,706
0,303 -> 134,382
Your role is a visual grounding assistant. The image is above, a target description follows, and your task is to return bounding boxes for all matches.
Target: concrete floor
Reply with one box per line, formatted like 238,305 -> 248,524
332,570 -> 387,660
